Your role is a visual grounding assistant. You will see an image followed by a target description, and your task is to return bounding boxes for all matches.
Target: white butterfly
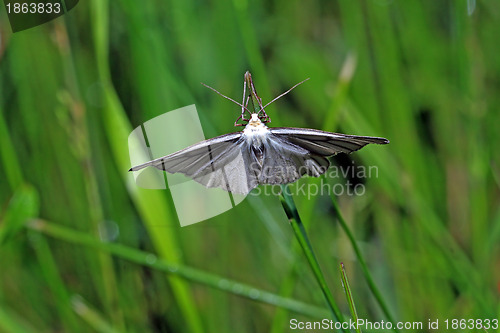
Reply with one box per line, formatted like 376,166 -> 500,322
129,72 -> 389,194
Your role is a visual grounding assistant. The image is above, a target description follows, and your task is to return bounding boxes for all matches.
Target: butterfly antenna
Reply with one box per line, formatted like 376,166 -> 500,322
201,82 -> 251,113
261,77 -> 310,110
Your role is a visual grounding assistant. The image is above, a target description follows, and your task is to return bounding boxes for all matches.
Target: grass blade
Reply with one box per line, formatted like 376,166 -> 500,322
339,262 -> 361,333
279,185 -> 344,324
331,195 -> 398,332
27,219 -> 331,319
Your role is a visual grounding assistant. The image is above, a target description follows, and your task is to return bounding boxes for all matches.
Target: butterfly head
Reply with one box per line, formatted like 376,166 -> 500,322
248,113 -> 263,126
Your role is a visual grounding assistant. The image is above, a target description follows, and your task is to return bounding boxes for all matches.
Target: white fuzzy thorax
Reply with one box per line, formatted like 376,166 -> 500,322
243,113 -> 269,147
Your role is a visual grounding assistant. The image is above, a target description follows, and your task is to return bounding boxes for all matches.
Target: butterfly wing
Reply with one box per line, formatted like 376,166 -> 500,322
129,132 -> 261,194
130,127 -> 389,192
270,127 -> 389,156
129,133 -> 241,172
257,127 -> 389,185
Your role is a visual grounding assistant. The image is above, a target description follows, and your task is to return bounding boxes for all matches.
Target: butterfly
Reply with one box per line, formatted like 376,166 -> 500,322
129,72 -> 389,194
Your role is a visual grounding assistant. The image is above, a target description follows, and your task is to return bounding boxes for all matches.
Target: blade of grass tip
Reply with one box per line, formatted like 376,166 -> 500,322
279,185 -> 345,325
28,219 -> 331,319
71,295 -> 125,333
330,195 -> 398,333
339,263 -> 362,333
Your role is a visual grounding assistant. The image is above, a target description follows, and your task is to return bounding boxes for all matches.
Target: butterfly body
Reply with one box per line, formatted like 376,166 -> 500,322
243,114 -> 269,150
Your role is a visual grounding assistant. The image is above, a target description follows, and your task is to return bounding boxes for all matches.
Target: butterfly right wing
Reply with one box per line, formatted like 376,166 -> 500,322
270,127 -> 389,156
258,127 -> 389,185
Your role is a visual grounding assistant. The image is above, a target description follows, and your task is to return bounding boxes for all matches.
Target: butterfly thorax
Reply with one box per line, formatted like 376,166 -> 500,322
242,113 -> 269,163
243,113 -> 269,138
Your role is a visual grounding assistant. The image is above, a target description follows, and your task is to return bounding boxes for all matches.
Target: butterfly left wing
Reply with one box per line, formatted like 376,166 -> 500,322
129,132 -> 242,173
269,127 -> 389,156
129,132 -> 263,194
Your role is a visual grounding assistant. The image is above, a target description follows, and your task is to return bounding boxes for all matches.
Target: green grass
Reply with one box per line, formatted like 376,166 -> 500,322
1,0 -> 500,332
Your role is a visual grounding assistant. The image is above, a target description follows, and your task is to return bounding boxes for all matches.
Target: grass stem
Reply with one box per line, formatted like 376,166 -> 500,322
330,196 -> 398,332
27,219 -> 331,319
339,263 -> 362,333
279,185 -> 344,324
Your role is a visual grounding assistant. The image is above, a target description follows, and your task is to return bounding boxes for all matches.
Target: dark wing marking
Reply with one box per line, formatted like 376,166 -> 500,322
269,127 -> 389,156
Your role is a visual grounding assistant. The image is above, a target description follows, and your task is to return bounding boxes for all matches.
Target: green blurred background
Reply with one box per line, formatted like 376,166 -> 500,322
1,0 -> 499,332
